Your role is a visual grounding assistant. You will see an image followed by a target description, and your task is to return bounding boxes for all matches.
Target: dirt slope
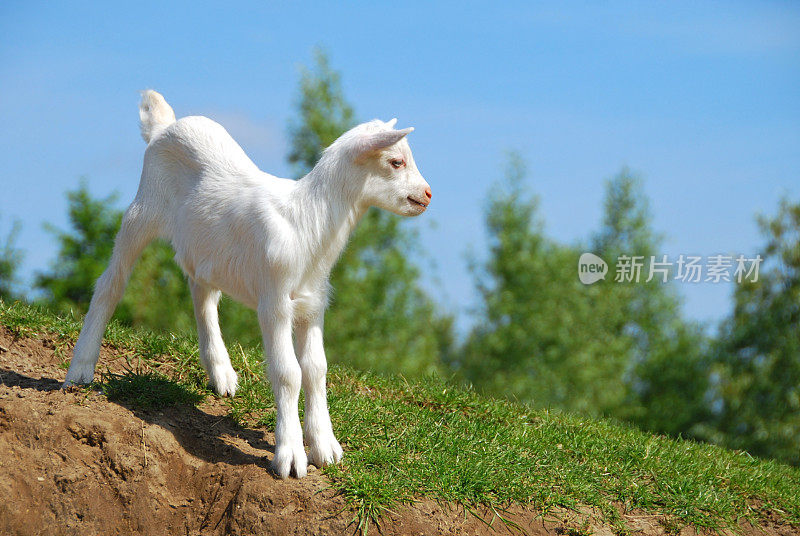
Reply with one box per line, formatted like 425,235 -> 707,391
0,328 -> 794,536
0,329 -> 546,536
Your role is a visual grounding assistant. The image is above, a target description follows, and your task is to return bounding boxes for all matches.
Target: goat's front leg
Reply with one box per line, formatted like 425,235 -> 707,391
259,297 -> 307,478
295,314 -> 343,468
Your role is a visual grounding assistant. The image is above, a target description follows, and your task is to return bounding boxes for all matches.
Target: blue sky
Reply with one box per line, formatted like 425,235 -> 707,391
1,1 -> 799,334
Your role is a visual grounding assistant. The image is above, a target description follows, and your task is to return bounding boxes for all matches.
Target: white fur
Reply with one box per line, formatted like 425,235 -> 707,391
63,90 -> 432,479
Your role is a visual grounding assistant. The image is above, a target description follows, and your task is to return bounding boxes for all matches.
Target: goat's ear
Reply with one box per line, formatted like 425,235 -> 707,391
354,128 -> 414,157
386,118 -> 398,128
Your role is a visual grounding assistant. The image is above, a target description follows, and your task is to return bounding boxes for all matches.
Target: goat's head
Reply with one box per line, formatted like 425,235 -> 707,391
344,120 -> 432,217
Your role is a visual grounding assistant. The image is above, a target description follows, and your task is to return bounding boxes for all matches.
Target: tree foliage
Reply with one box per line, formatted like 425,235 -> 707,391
592,171 -> 710,435
0,216 -> 23,301
35,181 -> 123,313
288,48 -> 355,179
709,198 -> 800,465
461,156 -> 629,414
34,180 -> 195,334
462,162 -> 710,428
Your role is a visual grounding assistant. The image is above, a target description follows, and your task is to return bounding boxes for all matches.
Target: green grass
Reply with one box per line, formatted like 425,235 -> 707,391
100,370 -> 206,409
1,299 -> 798,534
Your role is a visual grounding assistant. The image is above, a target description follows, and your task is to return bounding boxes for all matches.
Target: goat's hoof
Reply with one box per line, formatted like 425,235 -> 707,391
272,443 -> 308,479
63,367 -> 95,388
308,435 -> 343,468
210,366 -> 238,397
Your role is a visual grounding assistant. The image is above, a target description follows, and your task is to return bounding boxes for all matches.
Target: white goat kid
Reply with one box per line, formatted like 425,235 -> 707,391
63,90 -> 432,478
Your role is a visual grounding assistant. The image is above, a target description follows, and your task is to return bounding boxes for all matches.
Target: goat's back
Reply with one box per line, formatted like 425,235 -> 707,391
135,115 -> 265,215
149,116 -> 260,176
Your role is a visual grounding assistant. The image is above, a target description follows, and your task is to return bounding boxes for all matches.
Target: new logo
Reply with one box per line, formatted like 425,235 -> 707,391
578,253 -> 608,285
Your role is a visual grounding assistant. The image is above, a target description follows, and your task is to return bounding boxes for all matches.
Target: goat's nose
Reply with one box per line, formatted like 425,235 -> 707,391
424,187 -> 432,200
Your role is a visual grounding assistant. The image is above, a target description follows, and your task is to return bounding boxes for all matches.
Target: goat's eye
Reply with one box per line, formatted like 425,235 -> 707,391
390,158 -> 405,169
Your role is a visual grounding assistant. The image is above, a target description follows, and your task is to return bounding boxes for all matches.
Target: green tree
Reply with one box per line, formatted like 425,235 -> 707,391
35,180 -> 122,313
463,164 -> 710,430
461,155 -> 632,414
592,171 -> 710,435
0,217 -> 23,302
36,180 -> 195,334
288,49 -> 355,178
709,198 -> 800,465
287,49 -> 449,377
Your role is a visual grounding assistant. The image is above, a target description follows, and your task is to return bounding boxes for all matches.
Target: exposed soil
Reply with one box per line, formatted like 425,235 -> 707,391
0,327 -> 795,536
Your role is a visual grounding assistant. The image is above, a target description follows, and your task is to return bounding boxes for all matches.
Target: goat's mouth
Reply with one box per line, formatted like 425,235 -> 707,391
407,196 -> 429,209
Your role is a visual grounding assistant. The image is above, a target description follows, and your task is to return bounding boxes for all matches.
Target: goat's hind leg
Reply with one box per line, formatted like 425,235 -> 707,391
189,280 -> 238,396
64,203 -> 155,387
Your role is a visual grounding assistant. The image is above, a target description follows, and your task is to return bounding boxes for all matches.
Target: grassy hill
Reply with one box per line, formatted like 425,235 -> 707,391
0,299 -> 797,535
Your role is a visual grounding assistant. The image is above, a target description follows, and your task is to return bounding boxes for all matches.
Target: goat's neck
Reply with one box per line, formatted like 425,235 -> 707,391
292,162 -> 366,263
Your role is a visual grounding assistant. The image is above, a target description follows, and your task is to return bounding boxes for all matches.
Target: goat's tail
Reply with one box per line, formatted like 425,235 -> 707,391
138,90 -> 176,143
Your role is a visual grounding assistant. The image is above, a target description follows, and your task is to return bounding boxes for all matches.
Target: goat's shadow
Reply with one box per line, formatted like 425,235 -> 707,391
0,367 -> 280,477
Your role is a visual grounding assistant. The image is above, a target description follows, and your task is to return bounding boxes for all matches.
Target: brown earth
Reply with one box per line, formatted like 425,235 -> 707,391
0,327 -> 795,536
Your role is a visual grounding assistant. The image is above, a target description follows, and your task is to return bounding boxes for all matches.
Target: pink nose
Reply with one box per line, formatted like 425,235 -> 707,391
424,187 -> 432,200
